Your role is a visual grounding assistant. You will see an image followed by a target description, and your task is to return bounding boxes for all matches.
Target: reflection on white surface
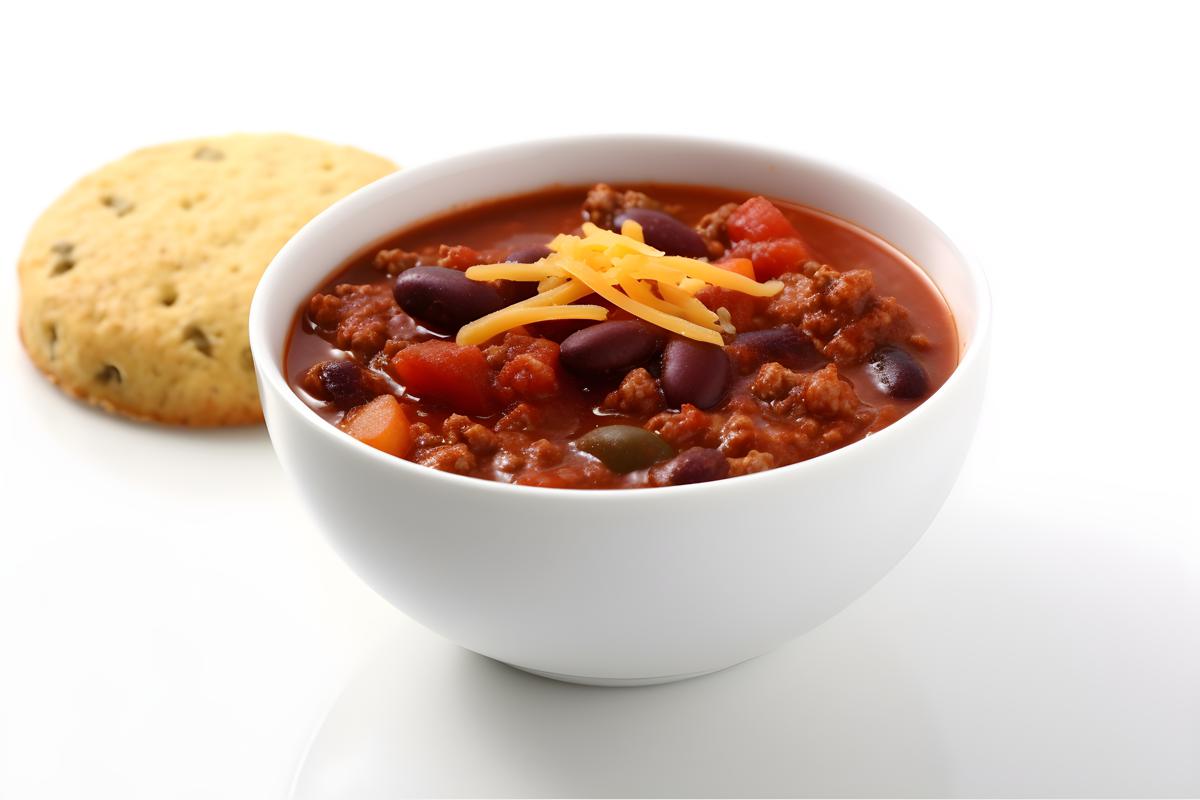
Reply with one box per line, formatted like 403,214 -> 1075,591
291,487 -> 1200,799
291,631 -> 948,798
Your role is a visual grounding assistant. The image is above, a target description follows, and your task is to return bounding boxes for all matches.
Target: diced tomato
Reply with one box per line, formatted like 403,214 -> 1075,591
339,395 -> 411,457
726,196 -> 800,243
728,238 -> 813,280
390,340 -> 495,415
714,257 -> 756,281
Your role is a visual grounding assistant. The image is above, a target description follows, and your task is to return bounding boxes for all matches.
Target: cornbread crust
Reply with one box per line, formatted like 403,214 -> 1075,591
17,134 -> 396,425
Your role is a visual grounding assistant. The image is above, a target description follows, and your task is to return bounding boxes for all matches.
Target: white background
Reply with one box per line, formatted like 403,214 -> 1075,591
2,2 -> 1199,797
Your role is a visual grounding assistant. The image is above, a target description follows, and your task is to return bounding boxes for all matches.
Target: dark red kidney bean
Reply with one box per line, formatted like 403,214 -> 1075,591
392,266 -> 508,333
653,447 -> 730,486
613,208 -> 709,258
496,279 -> 539,304
559,320 -> 663,378
729,326 -> 821,369
505,244 -> 552,263
319,360 -> 379,409
661,337 -> 730,410
528,319 -> 596,343
867,346 -> 930,399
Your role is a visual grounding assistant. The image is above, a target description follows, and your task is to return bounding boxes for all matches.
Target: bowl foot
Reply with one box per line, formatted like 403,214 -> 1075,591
504,661 -> 737,687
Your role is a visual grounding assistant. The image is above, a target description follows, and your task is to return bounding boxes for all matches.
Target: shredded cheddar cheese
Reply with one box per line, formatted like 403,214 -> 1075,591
455,221 -> 783,346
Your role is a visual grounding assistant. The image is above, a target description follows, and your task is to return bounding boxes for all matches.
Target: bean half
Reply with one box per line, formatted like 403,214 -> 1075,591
661,337 -> 730,409
318,360 -> 379,409
652,447 -> 730,486
559,320 -> 662,378
614,208 -> 709,258
728,326 -> 820,371
505,244 -> 552,263
867,346 -> 930,399
393,266 -> 508,334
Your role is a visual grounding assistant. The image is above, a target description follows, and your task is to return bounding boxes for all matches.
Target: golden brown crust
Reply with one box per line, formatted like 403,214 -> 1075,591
17,133 -> 397,426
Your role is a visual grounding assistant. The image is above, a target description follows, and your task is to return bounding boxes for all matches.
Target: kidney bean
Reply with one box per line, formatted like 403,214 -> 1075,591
318,360 -> 380,409
392,266 -> 508,333
867,346 -> 930,399
496,279 -> 539,304
505,244 -> 552,263
528,319 -> 596,343
559,320 -> 662,378
652,447 -> 730,486
575,425 -> 675,474
728,326 -> 821,370
661,337 -> 730,409
613,208 -> 709,258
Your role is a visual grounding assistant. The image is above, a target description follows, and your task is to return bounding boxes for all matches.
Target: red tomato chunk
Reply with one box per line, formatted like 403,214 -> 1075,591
390,340 -> 496,416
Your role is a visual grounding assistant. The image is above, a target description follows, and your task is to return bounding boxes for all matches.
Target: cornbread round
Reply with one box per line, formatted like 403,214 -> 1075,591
18,133 -> 396,425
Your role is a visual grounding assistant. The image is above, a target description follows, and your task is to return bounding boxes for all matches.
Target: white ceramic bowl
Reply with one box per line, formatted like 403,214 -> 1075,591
250,136 -> 990,686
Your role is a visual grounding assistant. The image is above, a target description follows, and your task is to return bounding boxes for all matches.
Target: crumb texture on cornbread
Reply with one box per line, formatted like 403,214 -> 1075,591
18,133 -> 396,425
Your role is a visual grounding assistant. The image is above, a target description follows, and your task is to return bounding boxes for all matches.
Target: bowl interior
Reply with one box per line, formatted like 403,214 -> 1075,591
251,136 -> 985,441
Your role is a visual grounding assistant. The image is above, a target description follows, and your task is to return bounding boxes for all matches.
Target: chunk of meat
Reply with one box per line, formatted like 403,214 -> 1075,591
600,368 -> 665,416
581,183 -> 663,230
644,403 -> 716,450
514,461 -> 616,489
442,414 -> 500,455
525,438 -> 565,468
488,334 -> 561,403
718,412 -> 757,458
436,244 -> 487,270
373,248 -> 423,276
390,340 -> 495,416
309,283 -> 410,359
751,362 -> 866,421
728,450 -> 775,476
495,402 -> 540,432
695,202 -> 739,259
415,443 -> 477,474
765,267 -> 913,364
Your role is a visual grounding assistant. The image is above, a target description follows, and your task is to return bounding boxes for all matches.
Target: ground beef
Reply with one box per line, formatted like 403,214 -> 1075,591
751,362 -> 864,420
765,266 -> 912,364
309,283 -> 417,359
581,183 -> 663,230
495,402 -> 539,432
437,244 -> 488,270
408,421 -> 442,450
415,443 -> 476,474
601,368 -> 664,416
525,438 -> 565,468
514,460 -> 615,489
373,248 -> 423,275
728,450 -> 775,476
488,334 -> 561,403
717,412 -> 757,457
493,447 -> 526,474
645,403 -> 716,450
696,202 -> 738,259
442,414 -> 499,456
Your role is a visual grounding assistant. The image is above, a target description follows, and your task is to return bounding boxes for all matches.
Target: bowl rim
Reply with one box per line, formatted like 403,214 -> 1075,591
249,133 -> 992,499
